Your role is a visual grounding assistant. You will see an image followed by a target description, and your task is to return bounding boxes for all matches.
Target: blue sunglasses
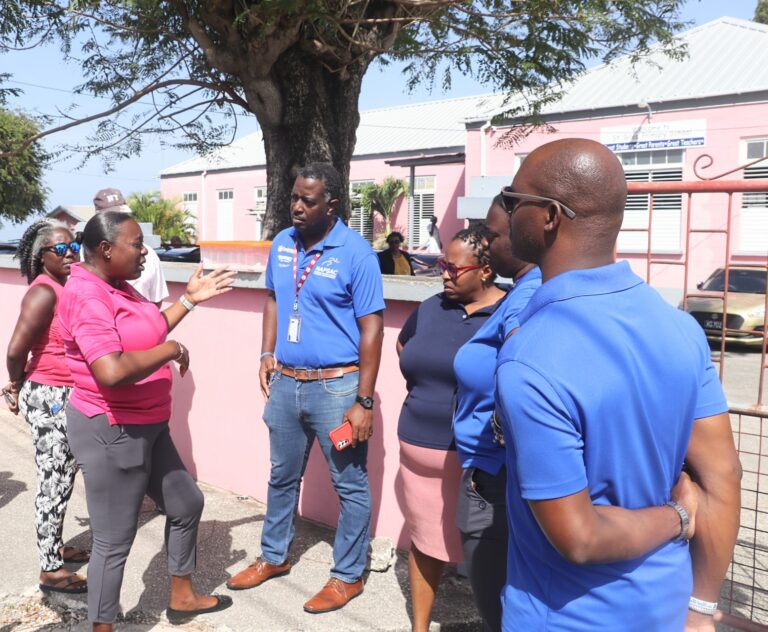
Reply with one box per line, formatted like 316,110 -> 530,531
43,241 -> 81,257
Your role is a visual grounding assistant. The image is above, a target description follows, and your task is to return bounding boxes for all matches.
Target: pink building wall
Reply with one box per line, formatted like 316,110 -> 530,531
161,157 -> 467,250
0,267 -> 425,549
465,102 -> 768,288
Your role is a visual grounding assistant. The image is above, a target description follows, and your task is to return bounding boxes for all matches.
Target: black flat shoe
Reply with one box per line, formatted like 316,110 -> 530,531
166,594 -> 233,624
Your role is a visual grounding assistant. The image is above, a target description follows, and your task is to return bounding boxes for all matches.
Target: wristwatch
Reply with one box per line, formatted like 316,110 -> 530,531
356,395 -> 374,410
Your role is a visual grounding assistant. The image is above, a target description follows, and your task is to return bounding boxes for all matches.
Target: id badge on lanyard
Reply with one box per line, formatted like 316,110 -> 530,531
290,245 -> 322,343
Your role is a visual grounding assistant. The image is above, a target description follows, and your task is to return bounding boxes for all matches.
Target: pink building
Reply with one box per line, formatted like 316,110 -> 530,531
161,17 -> 768,289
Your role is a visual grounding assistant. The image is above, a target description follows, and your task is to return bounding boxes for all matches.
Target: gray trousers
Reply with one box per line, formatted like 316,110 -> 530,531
66,405 -> 204,624
456,467 -> 508,632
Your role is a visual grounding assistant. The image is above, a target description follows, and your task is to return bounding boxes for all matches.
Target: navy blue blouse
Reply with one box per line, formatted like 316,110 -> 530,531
397,292 -> 502,450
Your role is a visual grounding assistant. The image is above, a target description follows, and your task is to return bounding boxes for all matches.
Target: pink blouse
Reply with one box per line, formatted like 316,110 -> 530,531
24,274 -> 74,387
58,263 -> 172,425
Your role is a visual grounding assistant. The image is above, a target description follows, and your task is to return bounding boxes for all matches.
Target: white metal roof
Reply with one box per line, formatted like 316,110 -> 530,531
162,17 -> 768,176
467,16 -> 768,122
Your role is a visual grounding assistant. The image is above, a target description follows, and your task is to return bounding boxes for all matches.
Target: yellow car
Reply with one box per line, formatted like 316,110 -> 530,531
681,267 -> 766,347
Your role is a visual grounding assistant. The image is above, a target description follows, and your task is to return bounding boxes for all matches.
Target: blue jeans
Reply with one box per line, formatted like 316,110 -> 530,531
260,370 -> 370,582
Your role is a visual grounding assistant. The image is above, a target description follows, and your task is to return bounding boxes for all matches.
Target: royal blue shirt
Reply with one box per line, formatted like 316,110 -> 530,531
496,261 -> 728,632
397,292 -> 502,450
266,219 -> 385,368
453,266 -> 541,474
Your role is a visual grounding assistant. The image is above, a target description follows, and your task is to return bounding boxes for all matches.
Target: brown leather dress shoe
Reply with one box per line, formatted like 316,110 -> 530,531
226,558 -> 291,590
303,577 -> 364,613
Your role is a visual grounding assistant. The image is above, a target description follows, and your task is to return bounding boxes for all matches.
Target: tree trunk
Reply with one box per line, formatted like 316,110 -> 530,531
250,45 -> 371,239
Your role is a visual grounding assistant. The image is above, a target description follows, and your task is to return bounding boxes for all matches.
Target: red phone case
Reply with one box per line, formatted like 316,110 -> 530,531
329,421 -> 353,451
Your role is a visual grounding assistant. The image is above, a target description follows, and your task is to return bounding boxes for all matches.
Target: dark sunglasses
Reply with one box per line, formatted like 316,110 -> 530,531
42,241 -> 81,257
500,187 -> 577,219
437,258 -> 484,282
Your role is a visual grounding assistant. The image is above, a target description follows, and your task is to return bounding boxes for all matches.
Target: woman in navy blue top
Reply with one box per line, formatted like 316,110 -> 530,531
397,226 -> 507,632
453,197 -> 540,632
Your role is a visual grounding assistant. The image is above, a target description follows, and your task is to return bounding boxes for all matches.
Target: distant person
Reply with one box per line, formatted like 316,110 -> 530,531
169,235 -> 184,248
3,220 -> 89,595
424,215 -> 442,254
226,163 -> 384,614
93,188 -> 169,305
496,138 -> 741,631
59,211 -> 235,630
377,231 -> 414,275
396,226 -> 506,632
452,196 -> 540,632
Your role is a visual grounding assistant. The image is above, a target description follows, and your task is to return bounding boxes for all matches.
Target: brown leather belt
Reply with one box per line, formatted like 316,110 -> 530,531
275,364 -> 359,382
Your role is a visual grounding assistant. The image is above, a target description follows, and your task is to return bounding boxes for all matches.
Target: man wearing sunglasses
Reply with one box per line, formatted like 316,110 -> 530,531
495,139 -> 739,631
93,188 -> 169,306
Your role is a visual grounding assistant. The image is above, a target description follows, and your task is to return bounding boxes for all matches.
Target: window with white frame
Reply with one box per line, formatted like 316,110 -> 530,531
249,186 -> 268,240
348,180 -> 374,242
409,175 -> 436,248
182,192 -> 198,213
217,189 -> 234,240
739,139 -> 768,253
616,149 -> 684,253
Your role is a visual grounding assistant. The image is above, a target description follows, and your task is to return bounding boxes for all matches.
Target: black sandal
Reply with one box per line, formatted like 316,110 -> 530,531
39,573 -> 88,594
166,594 -> 233,624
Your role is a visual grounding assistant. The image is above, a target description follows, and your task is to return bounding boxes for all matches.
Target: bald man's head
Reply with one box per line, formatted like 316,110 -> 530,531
516,139 -> 626,237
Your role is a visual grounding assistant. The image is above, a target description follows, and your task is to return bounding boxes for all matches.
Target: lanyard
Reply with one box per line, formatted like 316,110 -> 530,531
293,242 -> 322,311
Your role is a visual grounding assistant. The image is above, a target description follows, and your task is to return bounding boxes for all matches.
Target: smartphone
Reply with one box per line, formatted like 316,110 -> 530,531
3,391 -> 16,408
329,421 -> 353,451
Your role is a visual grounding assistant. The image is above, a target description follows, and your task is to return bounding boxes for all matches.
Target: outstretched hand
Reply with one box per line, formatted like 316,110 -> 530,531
185,264 -> 236,305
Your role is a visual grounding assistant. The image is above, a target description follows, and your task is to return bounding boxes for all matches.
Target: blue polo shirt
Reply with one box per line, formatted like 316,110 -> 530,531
265,219 -> 385,368
496,261 -> 728,632
453,266 -> 541,474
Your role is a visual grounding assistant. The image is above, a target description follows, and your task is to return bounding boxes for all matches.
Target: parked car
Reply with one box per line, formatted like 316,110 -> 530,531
410,253 -> 440,276
681,266 -> 767,346
155,246 -> 201,263
0,240 -> 19,254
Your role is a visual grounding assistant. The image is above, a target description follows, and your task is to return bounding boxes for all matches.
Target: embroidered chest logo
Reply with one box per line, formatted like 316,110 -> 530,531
314,256 -> 341,279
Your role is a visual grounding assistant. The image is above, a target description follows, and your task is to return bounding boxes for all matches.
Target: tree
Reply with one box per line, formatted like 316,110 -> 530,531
358,177 -> 409,245
1,1 -> 687,238
756,0 -> 768,25
127,191 -> 197,243
0,108 -> 48,223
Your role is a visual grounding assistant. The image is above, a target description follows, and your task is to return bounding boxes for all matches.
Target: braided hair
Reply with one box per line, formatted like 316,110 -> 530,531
452,224 -> 492,267
15,219 -> 70,284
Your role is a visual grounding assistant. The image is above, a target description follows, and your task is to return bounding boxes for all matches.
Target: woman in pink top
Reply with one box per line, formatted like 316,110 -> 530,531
3,219 -> 89,594
58,211 -> 235,631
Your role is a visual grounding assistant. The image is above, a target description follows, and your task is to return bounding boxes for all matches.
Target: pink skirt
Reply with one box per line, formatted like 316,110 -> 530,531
398,440 -> 464,563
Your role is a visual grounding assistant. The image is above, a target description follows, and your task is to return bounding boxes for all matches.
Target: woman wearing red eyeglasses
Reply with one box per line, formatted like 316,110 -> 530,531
396,226 -> 507,632
3,219 -> 90,595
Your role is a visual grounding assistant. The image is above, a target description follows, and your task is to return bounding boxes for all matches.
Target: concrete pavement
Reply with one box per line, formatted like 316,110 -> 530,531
0,409 -> 480,631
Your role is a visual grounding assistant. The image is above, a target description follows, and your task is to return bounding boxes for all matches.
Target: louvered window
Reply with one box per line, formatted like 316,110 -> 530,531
409,175 -> 436,248
349,181 -> 374,242
739,140 -> 768,253
617,150 -> 683,253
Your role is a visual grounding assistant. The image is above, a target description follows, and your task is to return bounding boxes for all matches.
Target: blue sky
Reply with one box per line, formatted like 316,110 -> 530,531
0,0 -> 759,238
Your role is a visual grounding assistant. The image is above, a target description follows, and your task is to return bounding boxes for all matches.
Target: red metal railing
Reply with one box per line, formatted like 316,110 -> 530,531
624,177 -> 768,630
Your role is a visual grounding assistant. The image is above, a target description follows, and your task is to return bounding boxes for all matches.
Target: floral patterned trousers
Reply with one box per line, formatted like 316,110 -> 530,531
18,380 -> 77,572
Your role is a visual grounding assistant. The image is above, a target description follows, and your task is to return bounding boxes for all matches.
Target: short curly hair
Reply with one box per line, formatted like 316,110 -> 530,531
15,219 -> 71,284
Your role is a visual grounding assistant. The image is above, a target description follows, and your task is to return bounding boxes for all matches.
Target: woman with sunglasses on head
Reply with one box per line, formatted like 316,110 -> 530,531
452,195 -> 541,632
396,226 -> 507,632
57,211 -> 235,631
3,220 -> 90,595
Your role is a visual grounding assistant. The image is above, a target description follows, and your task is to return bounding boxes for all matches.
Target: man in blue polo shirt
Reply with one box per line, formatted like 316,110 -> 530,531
226,163 -> 385,614
496,139 -> 741,631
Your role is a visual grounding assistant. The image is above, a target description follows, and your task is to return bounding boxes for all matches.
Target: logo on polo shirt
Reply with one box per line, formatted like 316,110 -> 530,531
278,245 -> 293,254
277,254 -> 292,266
314,256 -> 340,279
